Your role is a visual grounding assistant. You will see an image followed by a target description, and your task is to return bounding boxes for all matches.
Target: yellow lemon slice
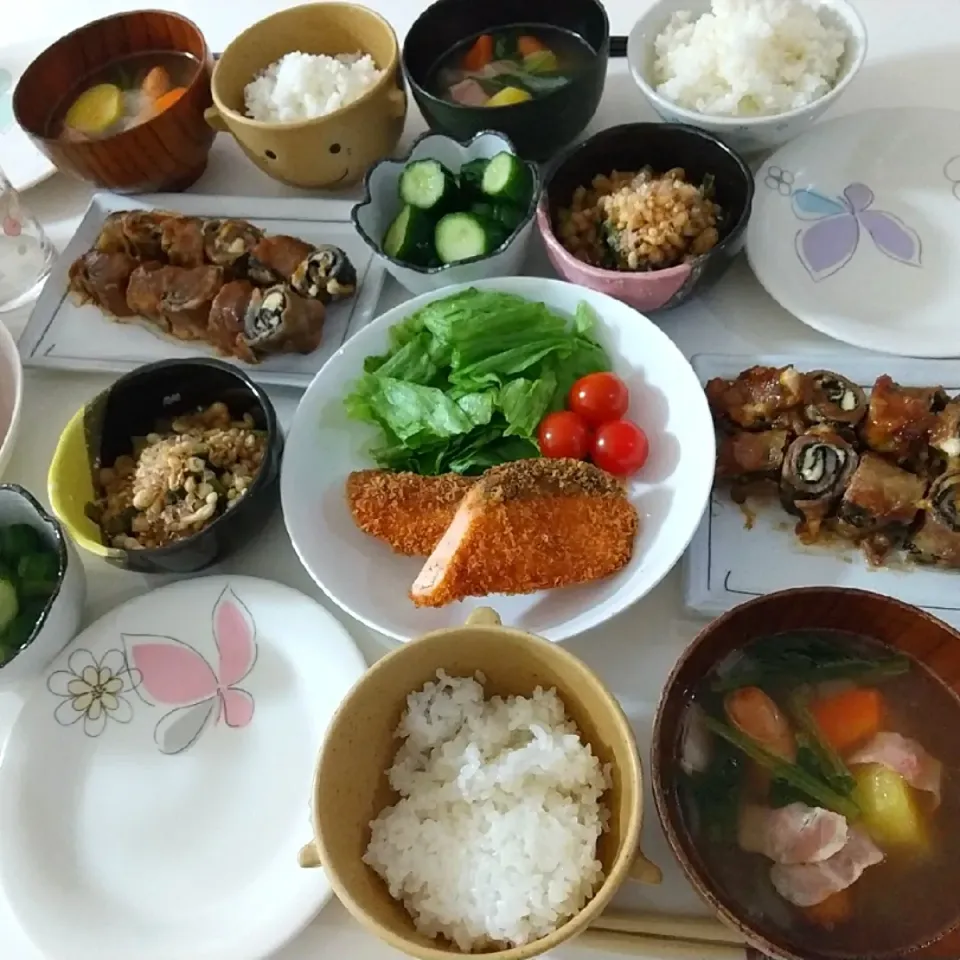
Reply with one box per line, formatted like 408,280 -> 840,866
486,86 -> 533,108
64,84 -> 124,135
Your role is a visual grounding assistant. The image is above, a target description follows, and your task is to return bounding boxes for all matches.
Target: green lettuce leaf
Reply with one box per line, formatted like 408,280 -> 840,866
342,289 -> 612,474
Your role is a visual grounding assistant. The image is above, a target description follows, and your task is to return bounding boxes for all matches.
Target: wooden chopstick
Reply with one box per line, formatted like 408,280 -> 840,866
577,927 -> 747,959
590,910 -> 748,947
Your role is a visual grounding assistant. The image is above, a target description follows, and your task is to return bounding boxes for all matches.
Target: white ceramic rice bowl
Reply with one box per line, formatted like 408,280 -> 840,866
626,0 -> 867,155
351,131 -> 539,296
281,276 -> 715,644
0,320 -> 23,480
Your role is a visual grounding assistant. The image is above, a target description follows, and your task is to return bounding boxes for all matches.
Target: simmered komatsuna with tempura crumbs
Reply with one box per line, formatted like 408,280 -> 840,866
363,671 -> 610,951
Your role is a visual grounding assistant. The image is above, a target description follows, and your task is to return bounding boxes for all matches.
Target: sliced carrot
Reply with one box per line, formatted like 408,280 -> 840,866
154,87 -> 187,114
809,687 -> 883,753
804,888 -> 853,929
462,34 -> 494,71
516,35 -> 546,57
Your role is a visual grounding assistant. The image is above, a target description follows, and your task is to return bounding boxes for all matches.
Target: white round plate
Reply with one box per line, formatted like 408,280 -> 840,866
0,575 -> 367,960
748,107 -> 960,358
0,39 -> 56,192
281,276 -> 716,644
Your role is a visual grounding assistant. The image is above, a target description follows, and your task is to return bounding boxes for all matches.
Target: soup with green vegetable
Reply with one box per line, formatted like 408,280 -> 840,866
678,631 -> 960,957
0,523 -> 60,664
431,24 -> 593,108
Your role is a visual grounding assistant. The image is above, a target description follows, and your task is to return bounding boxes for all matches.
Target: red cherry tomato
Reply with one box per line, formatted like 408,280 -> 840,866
537,410 -> 590,460
591,420 -> 649,476
568,372 -> 630,426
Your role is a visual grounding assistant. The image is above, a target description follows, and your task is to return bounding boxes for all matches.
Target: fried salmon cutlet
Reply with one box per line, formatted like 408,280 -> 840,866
346,469 -> 476,556
410,458 -> 639,607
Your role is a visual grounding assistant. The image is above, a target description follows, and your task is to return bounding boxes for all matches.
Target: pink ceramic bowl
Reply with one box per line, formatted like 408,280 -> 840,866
537,122 -> 754,312
0,320 -> 23,480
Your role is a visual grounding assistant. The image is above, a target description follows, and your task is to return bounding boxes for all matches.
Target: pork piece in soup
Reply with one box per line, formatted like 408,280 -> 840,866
677,630 -> 960,957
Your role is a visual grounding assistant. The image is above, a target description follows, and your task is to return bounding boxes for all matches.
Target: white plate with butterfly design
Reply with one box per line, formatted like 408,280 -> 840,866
747,107 -> 960,358
0,39 -> 56,192
0,575 -> 367,960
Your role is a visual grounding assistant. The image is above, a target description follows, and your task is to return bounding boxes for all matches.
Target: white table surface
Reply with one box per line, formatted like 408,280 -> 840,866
1,1 -> 956,957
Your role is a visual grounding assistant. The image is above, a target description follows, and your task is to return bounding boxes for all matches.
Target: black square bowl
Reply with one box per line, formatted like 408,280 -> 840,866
47,359 -> 282,575
402,0 -> 609,163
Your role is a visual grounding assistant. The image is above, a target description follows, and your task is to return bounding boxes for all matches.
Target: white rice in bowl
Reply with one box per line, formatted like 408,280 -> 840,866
363,670 -> 611,952
652,0 -> 847,118
244,51 -> 383,123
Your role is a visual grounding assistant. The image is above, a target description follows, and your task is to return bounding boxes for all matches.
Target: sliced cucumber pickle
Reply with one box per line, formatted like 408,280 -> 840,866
481,152 -> 534,206
434,213 -> 505,265
399,159 -> 459,212
458,158 -> 489,198
383,205 -> 437,267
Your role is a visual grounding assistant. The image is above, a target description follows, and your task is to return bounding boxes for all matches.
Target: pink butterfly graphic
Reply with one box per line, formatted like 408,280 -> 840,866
122,586 -> 258,755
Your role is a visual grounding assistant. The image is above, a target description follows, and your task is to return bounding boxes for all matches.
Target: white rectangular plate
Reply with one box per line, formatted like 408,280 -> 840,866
684,353 -> 960,631
18,192 -> 386,389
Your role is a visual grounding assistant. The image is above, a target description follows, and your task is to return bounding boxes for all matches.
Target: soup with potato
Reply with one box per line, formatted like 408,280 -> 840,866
430,24 -> 593,108
677,630 -> 960,957
48,50 -> 200,142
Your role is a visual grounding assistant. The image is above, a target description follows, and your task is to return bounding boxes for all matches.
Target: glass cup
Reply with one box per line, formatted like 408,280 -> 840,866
0,166 -> 56,313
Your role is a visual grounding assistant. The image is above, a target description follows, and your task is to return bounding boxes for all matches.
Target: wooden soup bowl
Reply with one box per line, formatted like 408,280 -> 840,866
651,586 -> 960,960
13,10 -> 215,194
299,607 -> 662,960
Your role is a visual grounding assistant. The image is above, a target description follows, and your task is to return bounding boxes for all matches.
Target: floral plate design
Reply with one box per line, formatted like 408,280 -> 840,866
746,107 -> 960,358
0,575 -> 366,960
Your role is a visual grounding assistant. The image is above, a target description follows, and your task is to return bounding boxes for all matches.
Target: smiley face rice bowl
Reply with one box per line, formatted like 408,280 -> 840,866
206,3 -> 407,190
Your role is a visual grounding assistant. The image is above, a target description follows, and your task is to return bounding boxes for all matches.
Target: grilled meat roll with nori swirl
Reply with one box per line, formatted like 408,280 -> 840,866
780,428 -> 859,538
202,218 -> 263,274
125,264 -> 225,342
160,216 -> 206,267
836,453 -> 927,563
247,235 -> 314,287
929,398 -> 960,464
706,365 -> 805,431
802,370 -> 867,428
98,209 -> 176,260
717,430 -> 790,481
68,250 -> 139,318
861,374 -> 947,463
207,280 -> 258,364
290,244 -> 357,302
242,284 -> 325,358
908,470 -> 960,567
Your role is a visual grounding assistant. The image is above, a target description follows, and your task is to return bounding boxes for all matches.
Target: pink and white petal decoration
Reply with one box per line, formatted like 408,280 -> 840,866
0,575 -> 366,960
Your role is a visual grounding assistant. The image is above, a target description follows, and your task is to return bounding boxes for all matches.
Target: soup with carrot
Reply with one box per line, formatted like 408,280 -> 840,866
677,631 -> 960,957
430,24 -> 593,108
48,50 -> 200,142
